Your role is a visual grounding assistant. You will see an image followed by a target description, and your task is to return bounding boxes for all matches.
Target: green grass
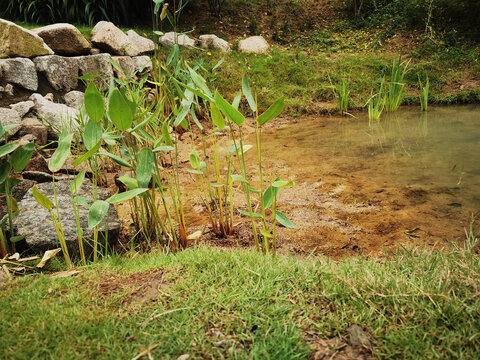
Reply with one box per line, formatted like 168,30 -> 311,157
1,241 -> 479,359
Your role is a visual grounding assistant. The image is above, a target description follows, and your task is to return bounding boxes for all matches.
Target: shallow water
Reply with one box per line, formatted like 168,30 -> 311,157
263,105 -> 480,209
251,106 -> 480,255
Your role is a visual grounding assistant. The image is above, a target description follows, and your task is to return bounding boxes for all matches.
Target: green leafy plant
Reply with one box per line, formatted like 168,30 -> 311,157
328,74 -> 351,116
419,75 -> 430,111
0,122 -> 35,257
366,77 -> 386,121
386,56 -> 410,112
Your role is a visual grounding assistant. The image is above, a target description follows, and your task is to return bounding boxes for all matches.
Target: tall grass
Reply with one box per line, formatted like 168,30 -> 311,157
367,77 -> 386,121
385,56 -> 410,112
419,75 -> 429,111
328,74 -> 351,116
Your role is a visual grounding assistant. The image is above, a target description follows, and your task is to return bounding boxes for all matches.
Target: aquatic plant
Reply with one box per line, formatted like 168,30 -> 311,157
419,75 -> 430,111
386,56 -> 410,112
0,124 -> 34,257
367,77 -> 386,121
328,74 -> 351,116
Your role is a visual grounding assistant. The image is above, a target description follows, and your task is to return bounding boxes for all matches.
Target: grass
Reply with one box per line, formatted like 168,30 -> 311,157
1,240 -> 479,359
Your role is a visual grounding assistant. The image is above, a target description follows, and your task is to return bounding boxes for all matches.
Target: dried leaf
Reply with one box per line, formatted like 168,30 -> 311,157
8,253 -> 20,260
16,256 -> 40,263
49,270 -> 80,278
36,248 -> 62,268
187,231 -> 203,240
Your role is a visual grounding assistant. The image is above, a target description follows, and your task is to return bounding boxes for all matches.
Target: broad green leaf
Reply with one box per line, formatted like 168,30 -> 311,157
275,210 -> 298,229
189,149 -> 201,169
231,174 -> 249,183
9,142 -> 34,173
108,88 -> 133,131
232,91 -> 242,110
84,81 -> 105,122
0,142 -> 20,158
32,186 -> 54,210
191,107 -> 203,131
100,152 -> 132,168
48,130 -> 72,172
0,122 -> 4,138
212,57 -> 225,72
136,148 -> 154,188
70,169 -> 86,193
228,144 -> 253,154
77,73 -> 100,81
263,177 -> 280,209
210,103 -> 225,130
210,182 -> 224,188
3,124 -> 20,133
88,200 -> 109,229
83,120 -> 103,150
0,177 -> 21,193
118,175 -> 138,189
237,209 -> 263,219
174,104 -> 190,127
257,96 -> 284,126
272,180 -> 295,188
161,122 -> 174,147
260,229 -> 272,238
188,65 -> 213,99
186,168 -> 203,175
75,196 -> 90,209
0,161 -> 10,184
242,74 -> 257,112
9,235 -> 25,243
248,186 -> 260,194
214,91 -> 245,126
72,140 -> 102,167
107,188 -> 149,204
153,145 -> 175,152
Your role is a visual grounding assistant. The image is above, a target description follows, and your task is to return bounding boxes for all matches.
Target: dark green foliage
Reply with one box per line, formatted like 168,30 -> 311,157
1,0 -> 152,26
345,0 -> 479,39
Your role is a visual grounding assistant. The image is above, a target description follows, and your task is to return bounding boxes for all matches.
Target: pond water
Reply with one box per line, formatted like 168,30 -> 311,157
252,106 -> 480,256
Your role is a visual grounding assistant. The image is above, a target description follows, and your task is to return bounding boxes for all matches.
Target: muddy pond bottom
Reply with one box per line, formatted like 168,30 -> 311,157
242,105 -> 480,256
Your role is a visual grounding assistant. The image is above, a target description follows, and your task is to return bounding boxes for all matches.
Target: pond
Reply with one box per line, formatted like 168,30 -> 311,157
253,106 -> 480,256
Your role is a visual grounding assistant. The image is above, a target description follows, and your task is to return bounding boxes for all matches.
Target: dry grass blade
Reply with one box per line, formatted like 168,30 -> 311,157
131,344 -> 160,360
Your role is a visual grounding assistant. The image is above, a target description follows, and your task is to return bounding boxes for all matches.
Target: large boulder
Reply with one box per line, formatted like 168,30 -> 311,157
34,55 -> 79,91
0,58 -> 38,91
33,23 -> 91,56
91,21 -> 150,56
133,56 -> 153,73
30,93 -> 79,133
238,36 -> 270,54
19,116 -> 48,146
0,19 -> 54,58
199,34 -> 231,52
126,30 -> 155,55
74,53 -> 113,89
13,180 -> 120,257
159,32 -> 196,48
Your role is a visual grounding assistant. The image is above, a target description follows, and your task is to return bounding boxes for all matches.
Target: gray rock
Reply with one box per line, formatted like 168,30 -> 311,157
112,56 -> 136,79
0,107 -> 21,136
75,54 -> 113,89
91,21 -> 138,56
20,116 -> 48,145
199,34 -> 231,52
159,32 -> 196,48
9,100 -> 34,118
238,36 -> 270,54
33,55 -> 79,91
126,30 -> 155,55
133,56 -> 153,74
29,93 -> 79,133
33,23 -> 91,56
0,58 -> 38,91
13,180 -> 120,257
64,91 -> 84,110
0,19 -> 54,58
